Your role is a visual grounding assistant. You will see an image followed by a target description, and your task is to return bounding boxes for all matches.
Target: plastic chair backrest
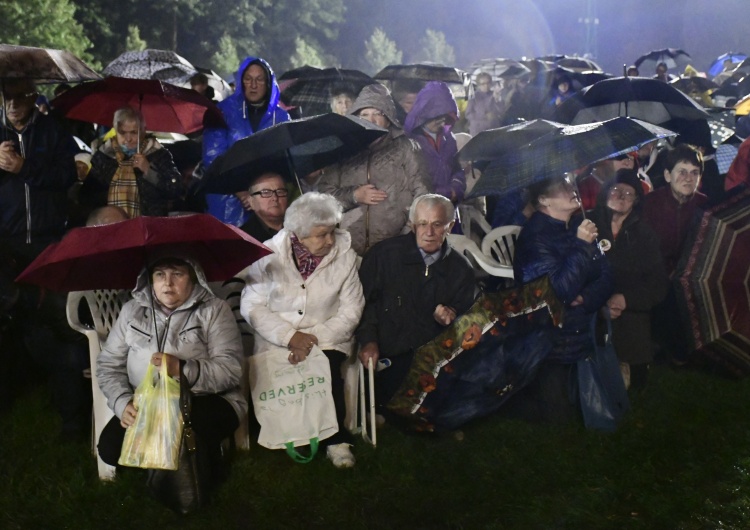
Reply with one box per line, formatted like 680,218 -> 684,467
481,225 -> 522,267
459,205 -> 493,245
447,234 -> 514,279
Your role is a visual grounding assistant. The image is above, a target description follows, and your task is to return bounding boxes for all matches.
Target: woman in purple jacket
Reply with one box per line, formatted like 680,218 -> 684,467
404,82 -> 466,204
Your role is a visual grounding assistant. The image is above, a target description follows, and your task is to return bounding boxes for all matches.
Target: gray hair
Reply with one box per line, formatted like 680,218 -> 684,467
408,194 -> 455,224
284,192 -> 343,238
113,106 -> 145,131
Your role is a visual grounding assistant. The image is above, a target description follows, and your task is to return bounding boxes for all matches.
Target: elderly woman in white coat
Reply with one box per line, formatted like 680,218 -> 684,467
241,192 -> 364,468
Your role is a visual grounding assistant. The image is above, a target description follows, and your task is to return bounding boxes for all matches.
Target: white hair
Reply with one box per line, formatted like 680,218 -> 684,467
408,194 -> 455,224
284,192 -> 343,237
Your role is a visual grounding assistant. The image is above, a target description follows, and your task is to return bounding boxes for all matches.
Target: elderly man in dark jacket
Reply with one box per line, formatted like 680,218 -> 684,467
357,194 -> 475,411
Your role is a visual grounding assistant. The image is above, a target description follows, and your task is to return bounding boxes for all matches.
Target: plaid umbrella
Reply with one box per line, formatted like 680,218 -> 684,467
555,76 -> 711,125
374,63 -> 466,84
278,66 -> 374,116
467,117 -> 676,198
103,49 -> 197,85
634,48 -> 692,73
0,44 -> 101,83
674,187 -> 750,377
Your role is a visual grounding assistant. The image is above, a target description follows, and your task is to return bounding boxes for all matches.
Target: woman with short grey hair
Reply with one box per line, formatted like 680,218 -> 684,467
241,192 -> 364,468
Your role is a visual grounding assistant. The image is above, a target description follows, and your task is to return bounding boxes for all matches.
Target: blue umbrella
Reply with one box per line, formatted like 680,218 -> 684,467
708,52 -> 747,78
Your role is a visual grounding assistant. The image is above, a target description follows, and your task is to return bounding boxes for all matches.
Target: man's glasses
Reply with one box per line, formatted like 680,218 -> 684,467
250,188 -> 288,198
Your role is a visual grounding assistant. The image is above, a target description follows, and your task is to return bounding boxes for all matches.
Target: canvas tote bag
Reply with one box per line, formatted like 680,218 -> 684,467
249,345 -> 338,462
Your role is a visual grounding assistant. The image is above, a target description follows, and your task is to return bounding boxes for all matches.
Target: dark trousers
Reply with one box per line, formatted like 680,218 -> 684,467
98,394 -> 239,467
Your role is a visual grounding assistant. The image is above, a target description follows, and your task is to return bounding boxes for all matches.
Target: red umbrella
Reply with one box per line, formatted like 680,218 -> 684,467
675,188 -> 750,376
16,214 -> 271,292
50,76 -> 225,134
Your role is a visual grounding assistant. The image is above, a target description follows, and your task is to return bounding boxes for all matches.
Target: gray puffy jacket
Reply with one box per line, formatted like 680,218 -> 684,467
96,260 -> 247,421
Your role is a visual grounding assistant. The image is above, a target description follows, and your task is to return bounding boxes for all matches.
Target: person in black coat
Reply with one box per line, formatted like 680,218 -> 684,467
505,175 -> 612,424
356,194 -> 475,411
591,169 -> 668,388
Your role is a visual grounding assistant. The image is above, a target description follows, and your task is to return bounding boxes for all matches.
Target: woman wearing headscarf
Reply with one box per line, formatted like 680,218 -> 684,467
590,169 -> 668,388
317,83 -> 432,255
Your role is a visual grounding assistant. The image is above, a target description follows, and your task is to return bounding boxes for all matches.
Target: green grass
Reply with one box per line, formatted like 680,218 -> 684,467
3,365 -> 750,529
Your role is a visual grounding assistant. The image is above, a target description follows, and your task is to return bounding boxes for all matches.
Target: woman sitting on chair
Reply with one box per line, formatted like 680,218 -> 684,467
96,255 -> 246,488
241,192 -> 364,468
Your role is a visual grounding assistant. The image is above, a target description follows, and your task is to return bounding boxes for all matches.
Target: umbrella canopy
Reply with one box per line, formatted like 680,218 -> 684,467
103,49 -> 197,85
708,52 -> 747,78
459,119 -> 565,169
670,76 -> 719,96
554,76 -> 711,125
674,188 -> 750,377
468,58 -> 531,83
374,63 -> 466,84
278,66 -> 375,117
466,117 -> 676,198
200,112 -> 388,194
538,55 -> 603,73
634,48 -> 692,73
0,44 -> 101,83
16,214 -> 271,292
50,76 -> 225,134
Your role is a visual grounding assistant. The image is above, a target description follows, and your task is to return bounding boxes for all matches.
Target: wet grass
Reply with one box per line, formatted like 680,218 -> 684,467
2,364 -> 750,529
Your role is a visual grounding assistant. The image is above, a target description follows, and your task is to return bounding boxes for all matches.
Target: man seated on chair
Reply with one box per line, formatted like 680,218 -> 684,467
356,194 -> 475,419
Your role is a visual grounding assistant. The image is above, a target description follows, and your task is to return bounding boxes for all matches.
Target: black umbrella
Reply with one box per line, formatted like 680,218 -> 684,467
279,66 -> 374,116
0,44 -> 101,83
459,119 -> 565,171
466,117 -> 676,198
670,76 -> 719,96
200,113 -> 388,194
374,63 -> 466,84
468,58 -> 531,83
634,48 -> 692,73
554,76 -> 711,125
538,55 -> 603,73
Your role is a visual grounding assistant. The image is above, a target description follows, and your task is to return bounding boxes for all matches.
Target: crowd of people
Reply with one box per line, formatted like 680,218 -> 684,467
2,50 -> 749,508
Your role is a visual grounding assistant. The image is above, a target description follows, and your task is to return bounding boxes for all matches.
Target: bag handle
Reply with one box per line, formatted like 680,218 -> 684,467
284,438 -> 319,464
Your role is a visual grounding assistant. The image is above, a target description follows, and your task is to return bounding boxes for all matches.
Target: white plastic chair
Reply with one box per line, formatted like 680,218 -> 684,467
66,289 -> 130,480
447,234 -> 515,279
343,355 -> 376,447
481,225 -> 522,267
208,278 -> 252,451
458,204 -> 493,246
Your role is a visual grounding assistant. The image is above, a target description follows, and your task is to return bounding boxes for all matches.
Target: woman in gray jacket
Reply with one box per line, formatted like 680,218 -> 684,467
96,255 -> 246,479
317,83 -> 432,255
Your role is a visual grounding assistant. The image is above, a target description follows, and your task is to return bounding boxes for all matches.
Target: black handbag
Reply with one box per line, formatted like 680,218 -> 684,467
577,311 -> 630,432
146,362 -> 210,514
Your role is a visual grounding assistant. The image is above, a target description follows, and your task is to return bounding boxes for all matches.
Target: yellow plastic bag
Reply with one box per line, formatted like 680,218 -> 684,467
118,360 -> 182,470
